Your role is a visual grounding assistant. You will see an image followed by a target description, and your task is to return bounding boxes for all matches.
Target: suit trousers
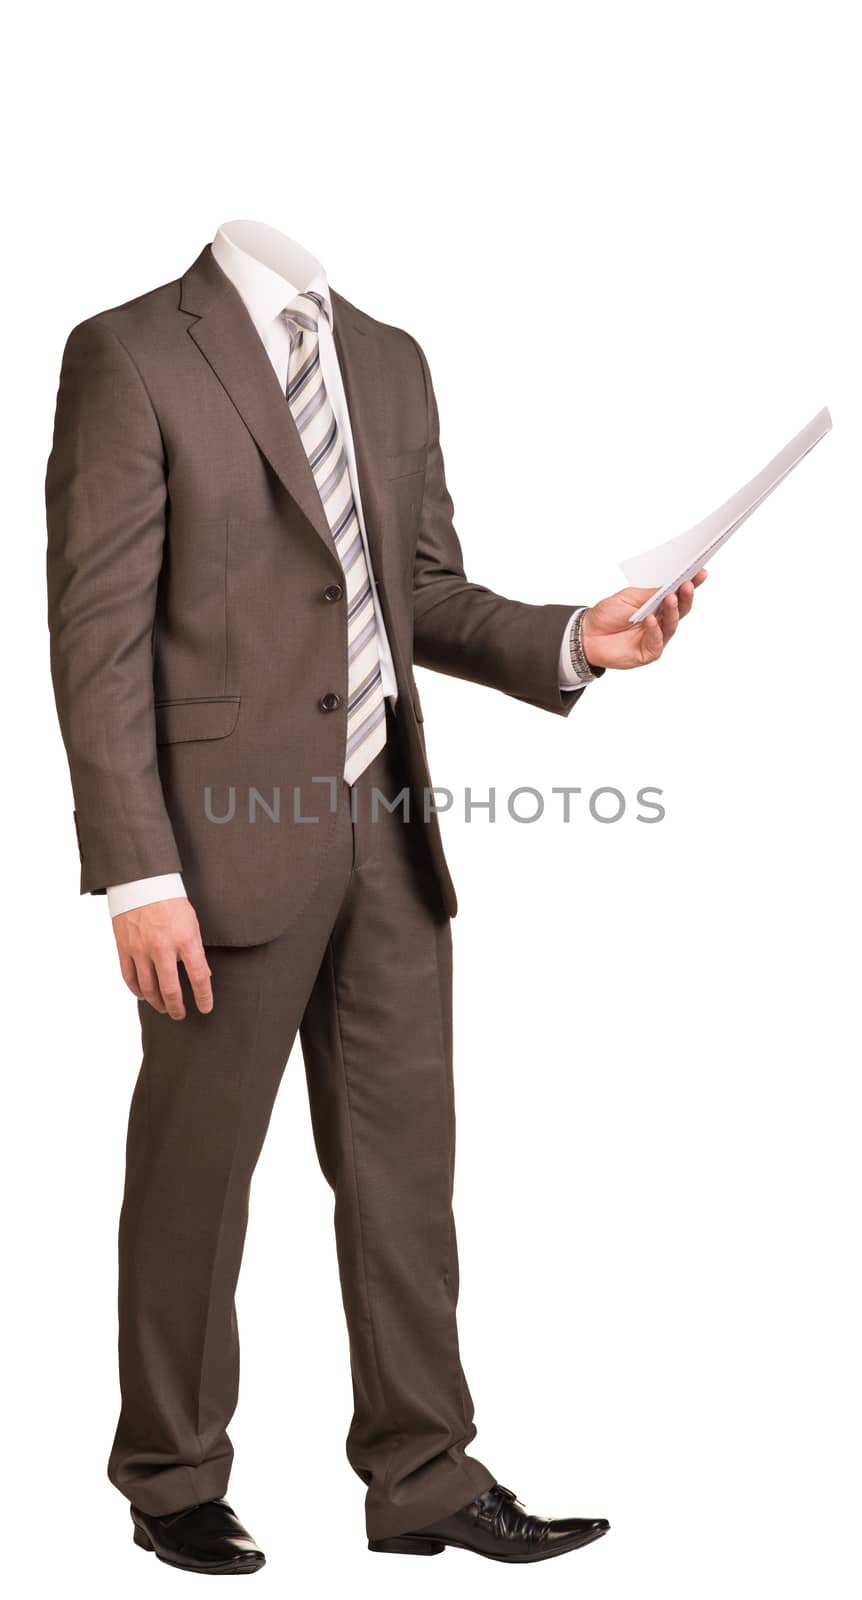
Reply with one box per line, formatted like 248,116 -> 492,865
106,705 -> 495,1539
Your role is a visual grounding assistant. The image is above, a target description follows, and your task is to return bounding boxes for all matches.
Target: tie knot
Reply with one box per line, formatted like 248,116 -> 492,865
280,289 -> 326,339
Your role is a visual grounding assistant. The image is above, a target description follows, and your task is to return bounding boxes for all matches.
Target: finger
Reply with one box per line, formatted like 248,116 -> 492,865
136,956 -> 168,1015
659,591 -> 679,643
691,568 -> 708,586
182,942 -> 214,1015
119,951 -> 144,1000
641,614 -> 664,661
676,580 -> 695,619
153,952 -> 186,1021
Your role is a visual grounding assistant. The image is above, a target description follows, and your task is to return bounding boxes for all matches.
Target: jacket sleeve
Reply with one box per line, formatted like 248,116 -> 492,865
408,331 -> 586,718
45,317 -> 182,894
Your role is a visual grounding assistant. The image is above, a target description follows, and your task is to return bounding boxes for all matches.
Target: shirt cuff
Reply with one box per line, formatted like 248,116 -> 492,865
106,873 -> 188,918
559,607 -> 593,688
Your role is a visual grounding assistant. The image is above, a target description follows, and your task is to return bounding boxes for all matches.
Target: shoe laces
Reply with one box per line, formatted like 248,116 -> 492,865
476,1484 -> 549,1545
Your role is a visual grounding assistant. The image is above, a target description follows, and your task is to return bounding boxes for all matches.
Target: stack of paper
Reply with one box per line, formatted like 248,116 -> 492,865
619,407 -> 833,623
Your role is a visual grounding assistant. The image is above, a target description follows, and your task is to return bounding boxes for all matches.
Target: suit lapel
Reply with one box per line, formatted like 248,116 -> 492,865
179,247 -> 389,581
180,245 -> 408,703
180,244 -> 337,559
330,289 -> 388,585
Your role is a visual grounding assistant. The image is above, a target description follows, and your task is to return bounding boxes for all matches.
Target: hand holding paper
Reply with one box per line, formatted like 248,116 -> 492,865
575,406 -> 831,673
580,572 -> 708,670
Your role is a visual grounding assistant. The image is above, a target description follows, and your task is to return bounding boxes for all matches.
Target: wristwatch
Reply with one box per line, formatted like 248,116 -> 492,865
569,607 -> 606,682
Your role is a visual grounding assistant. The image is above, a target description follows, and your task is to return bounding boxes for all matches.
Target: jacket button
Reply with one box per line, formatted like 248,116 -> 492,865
324,583 -> 344,602
320,692 -> 341,712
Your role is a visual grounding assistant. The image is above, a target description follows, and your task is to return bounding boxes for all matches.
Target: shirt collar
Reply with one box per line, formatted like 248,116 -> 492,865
211,219 -> 332,334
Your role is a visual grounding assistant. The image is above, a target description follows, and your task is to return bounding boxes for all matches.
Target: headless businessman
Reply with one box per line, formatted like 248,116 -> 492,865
45,219 -> 704,1574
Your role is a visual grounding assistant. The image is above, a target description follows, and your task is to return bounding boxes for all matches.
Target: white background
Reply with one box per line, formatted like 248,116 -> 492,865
3,2 -> 860,1596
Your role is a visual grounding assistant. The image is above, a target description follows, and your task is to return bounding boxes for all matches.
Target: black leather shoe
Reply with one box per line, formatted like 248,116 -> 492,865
369,1482 -> 609,1562
131,1498 -> 265,1575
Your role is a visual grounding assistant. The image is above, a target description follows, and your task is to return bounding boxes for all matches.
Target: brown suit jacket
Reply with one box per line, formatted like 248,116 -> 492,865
45,243 -> 584,945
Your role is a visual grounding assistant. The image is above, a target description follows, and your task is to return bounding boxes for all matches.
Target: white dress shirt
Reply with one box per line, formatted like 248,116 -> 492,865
106,220 -> 591,917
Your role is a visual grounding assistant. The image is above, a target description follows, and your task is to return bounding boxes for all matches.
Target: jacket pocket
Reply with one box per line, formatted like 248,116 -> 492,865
384,446 -> 427,481
155,695 -> 241,745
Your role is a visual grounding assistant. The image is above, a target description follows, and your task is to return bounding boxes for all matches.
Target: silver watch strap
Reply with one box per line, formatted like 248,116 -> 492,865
569,608 -> 604,681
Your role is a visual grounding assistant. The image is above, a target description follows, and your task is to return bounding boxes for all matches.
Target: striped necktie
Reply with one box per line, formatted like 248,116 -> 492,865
280,289 -> 387,785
